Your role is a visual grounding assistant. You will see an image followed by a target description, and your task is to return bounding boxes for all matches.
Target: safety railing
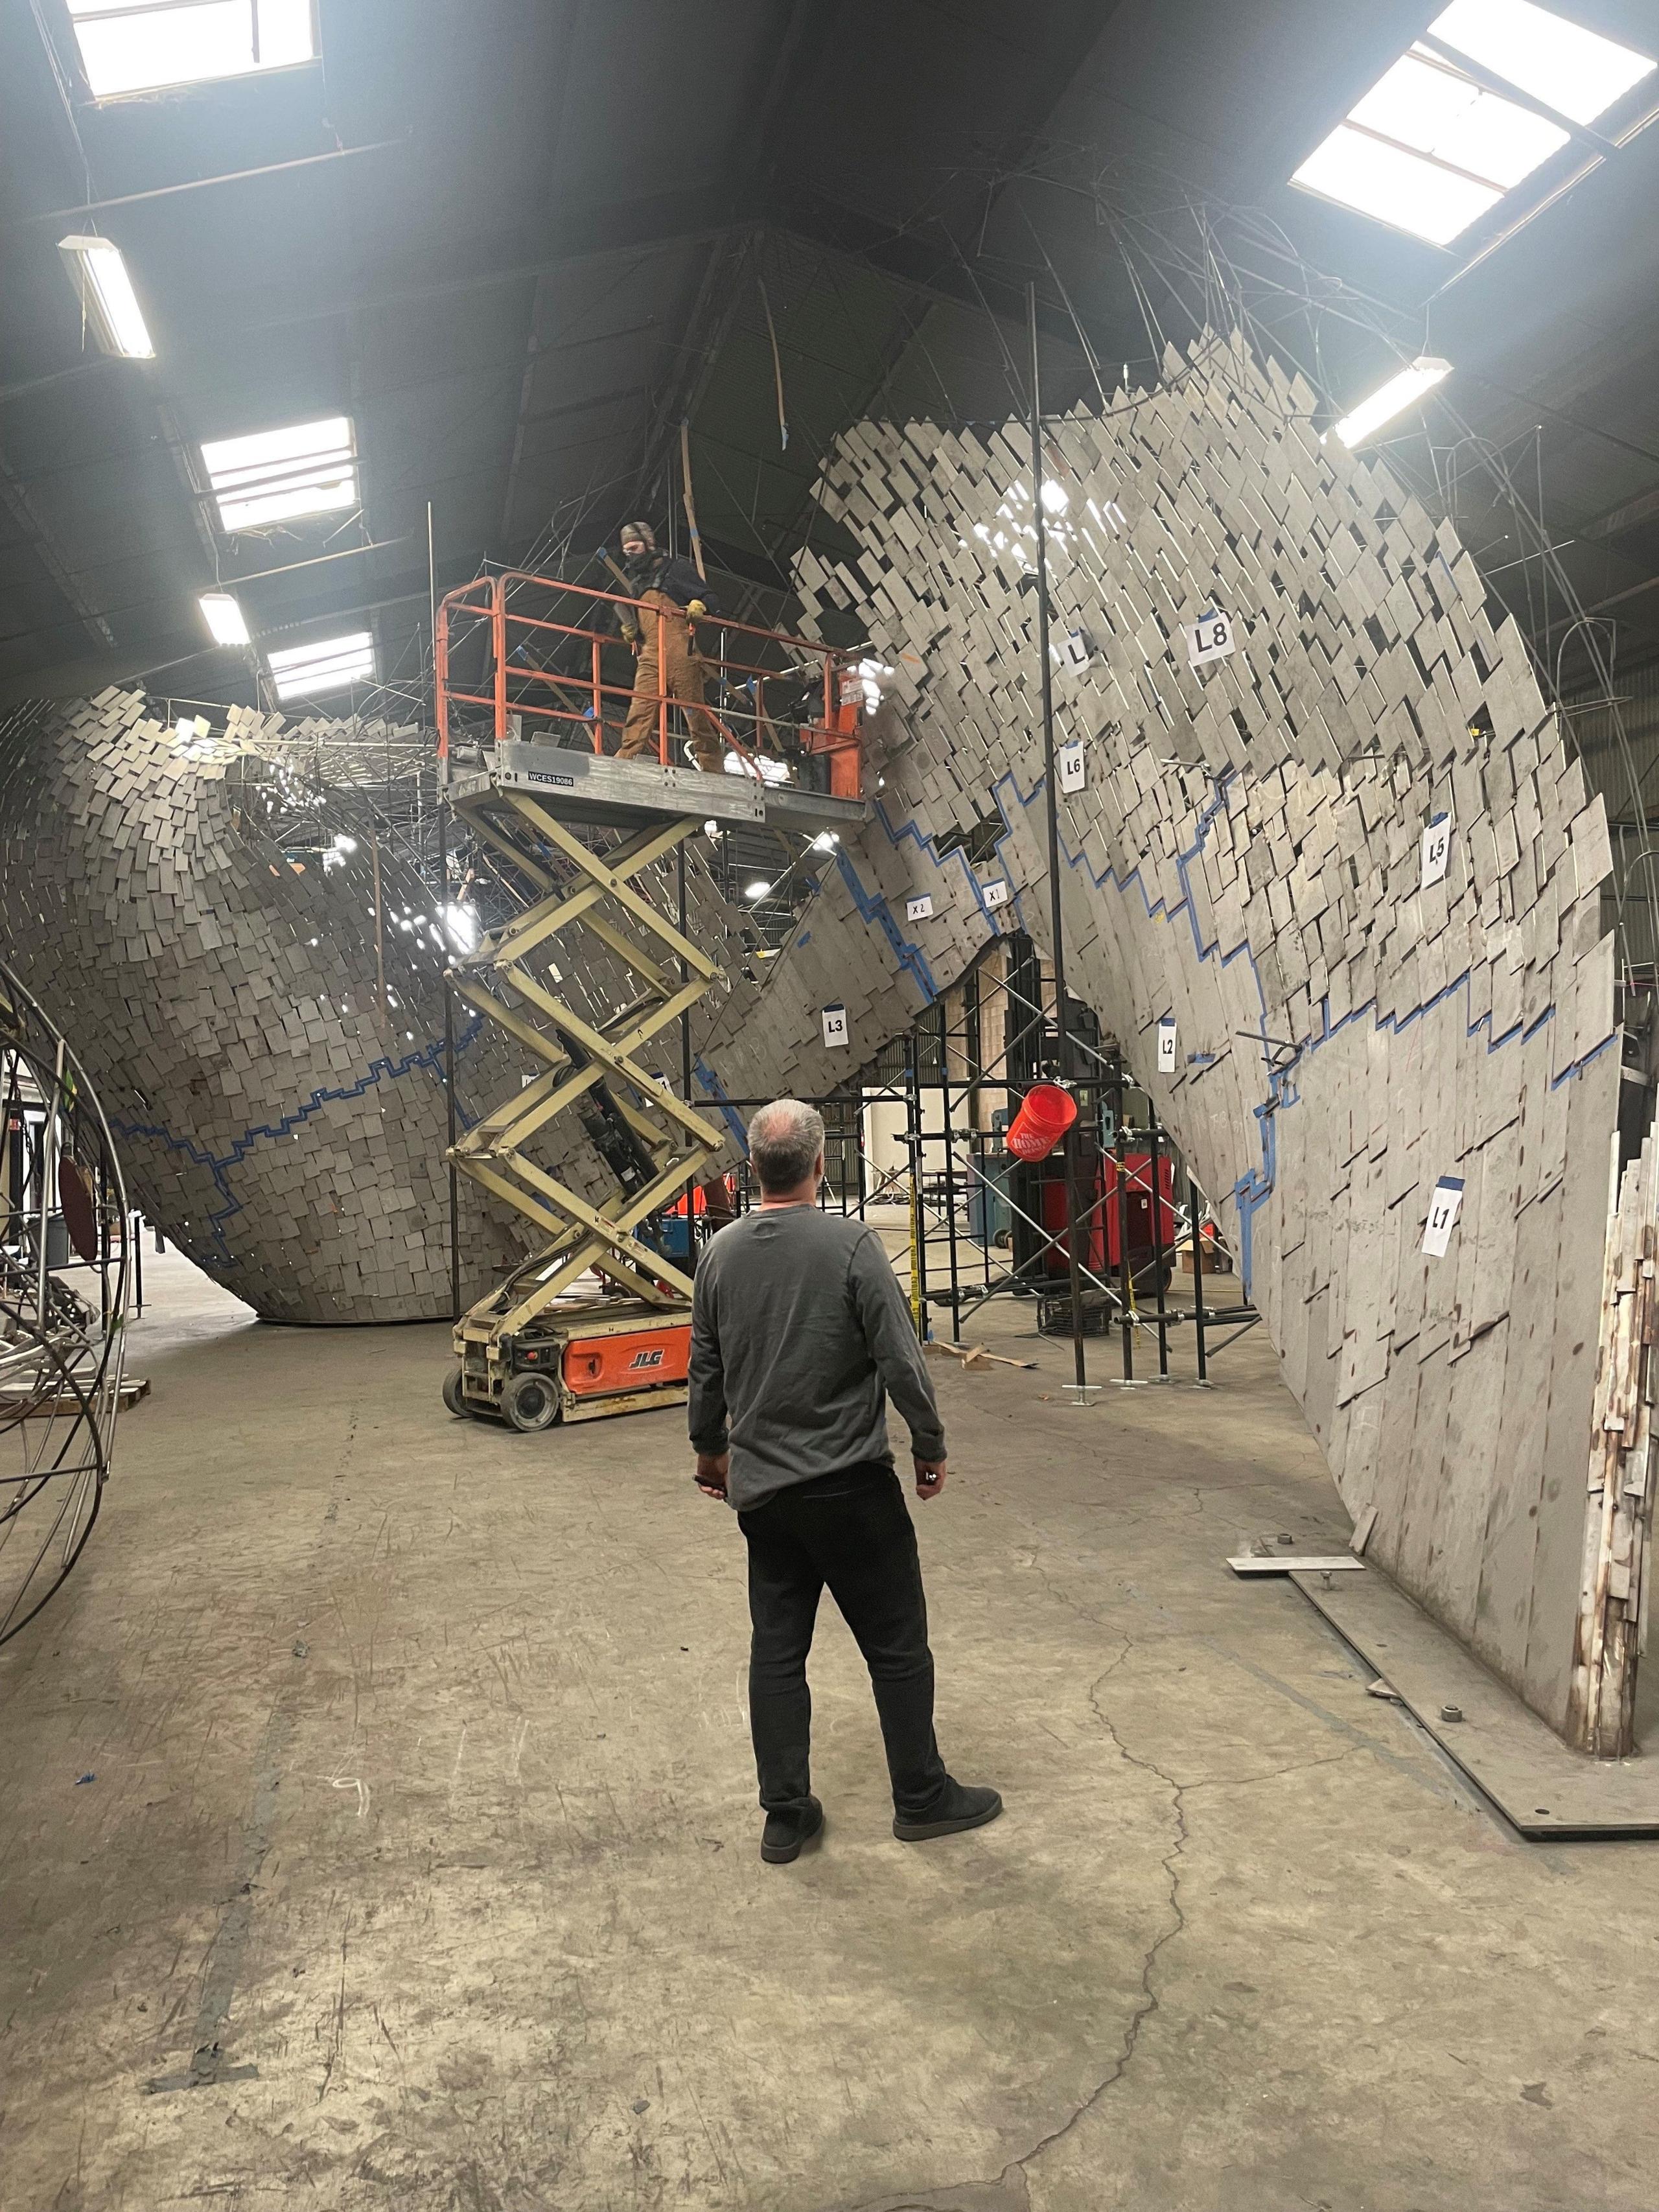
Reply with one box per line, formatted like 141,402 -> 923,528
435,567 -> 865,796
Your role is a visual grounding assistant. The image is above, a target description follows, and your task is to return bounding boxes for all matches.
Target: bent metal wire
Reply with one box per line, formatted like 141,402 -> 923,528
0,959 -> 130,1646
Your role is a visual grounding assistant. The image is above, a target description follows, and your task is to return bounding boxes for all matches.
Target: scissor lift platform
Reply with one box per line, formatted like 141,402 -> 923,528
435,566 -> 868,1432
448,739 -> 872,835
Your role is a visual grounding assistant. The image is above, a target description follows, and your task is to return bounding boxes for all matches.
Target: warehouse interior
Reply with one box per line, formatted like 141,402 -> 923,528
5,3 -> 1659,2207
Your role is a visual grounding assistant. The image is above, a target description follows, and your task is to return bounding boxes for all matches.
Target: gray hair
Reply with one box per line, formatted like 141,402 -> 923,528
747,1098 -> 826,1194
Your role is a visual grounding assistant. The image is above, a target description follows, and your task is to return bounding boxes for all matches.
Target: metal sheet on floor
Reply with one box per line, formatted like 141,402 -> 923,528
1289,1566 -> 1659,1839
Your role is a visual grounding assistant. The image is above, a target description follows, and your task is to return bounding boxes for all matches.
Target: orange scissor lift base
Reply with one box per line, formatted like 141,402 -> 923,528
451,1296 -> 692,1430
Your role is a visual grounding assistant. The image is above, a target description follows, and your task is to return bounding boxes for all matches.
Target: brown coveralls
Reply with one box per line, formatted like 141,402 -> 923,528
618,590 -> 724,771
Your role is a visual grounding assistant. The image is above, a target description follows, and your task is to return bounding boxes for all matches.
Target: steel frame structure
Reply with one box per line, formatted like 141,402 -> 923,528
702,934 -> 1260,1389
445,778 -> 726,1419
0,959 -> 130,1643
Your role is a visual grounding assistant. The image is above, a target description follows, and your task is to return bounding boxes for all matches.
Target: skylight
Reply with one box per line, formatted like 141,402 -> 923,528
200,415 -> 358,533
266,631 -> 374,702
1291,1 -> 1654,244
67,0 -> 318,101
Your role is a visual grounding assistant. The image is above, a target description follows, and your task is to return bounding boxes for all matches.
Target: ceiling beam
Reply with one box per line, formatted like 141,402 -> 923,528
227,190 -> 756,338
772,187 -> 1085,356
0,443 -> 114,653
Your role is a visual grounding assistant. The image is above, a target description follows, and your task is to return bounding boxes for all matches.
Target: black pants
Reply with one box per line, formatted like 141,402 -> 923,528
738,1460 -> 949,1821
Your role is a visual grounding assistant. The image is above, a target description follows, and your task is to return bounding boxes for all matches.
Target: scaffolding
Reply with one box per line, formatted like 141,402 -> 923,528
699,931 -> 1260,1391
435,570 -> 866,1430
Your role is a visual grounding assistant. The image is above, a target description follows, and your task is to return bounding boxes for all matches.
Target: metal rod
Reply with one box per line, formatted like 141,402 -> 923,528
1148,1116 -> 1169,1377
222,535 -> 412,590
905,1026 -> 927,1342
1028,282 -> 1087,1392
1189,1169 -> 1209,1382
38,1038 -> 62,1330
677,840 -> 693,1127
27,140 -> 404,224
430,498 -> 461,1323
1113,1058 -> 1134,1382
939,992 -> 961,1342
369,830 -> 388,1029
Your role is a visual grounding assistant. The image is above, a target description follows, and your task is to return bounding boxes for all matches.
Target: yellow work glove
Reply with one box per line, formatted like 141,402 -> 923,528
687,599 -> 707,620
620,620 -> 639,644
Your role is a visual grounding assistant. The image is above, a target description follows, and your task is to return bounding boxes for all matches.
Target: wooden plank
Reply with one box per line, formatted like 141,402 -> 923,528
1524,1053 -> 1619,1732
1228,1554 -> 1367,1576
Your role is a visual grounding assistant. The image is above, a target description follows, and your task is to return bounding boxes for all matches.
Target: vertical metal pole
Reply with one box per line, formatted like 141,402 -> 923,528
1029,283 -> 1087,1393
1190,1168 -> 1209,1382
491,574 -> 508,743
1112,1053 -> 1134,1382
38,1041 -> 62,1329
676,839 -> 693,1104
675,839 -> 697,1260
369,828 -> 389,1029
432,500 -> 461,1324
97,1154 -> 109,1331
657,603 -> 669,765
905,1027 -> 927,1342
939,993 -> 961,1342
1148,1116 -> 1169,1377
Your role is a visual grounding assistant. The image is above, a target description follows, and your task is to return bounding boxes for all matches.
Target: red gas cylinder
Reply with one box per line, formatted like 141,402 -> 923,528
1005,1083 -> 1078,1163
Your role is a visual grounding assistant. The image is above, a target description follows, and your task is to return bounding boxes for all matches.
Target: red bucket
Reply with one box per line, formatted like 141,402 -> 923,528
1005,1082 -> 1078,1163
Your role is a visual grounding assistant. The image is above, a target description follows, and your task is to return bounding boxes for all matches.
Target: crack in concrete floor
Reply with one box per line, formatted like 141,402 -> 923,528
837,1635 -> 1382,2212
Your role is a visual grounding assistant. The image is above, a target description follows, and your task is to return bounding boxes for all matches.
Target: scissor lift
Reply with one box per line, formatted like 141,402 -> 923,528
436,571 -> 867,1430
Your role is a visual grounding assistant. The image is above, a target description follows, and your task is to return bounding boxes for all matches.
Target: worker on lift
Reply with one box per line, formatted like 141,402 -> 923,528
614,519 -> 725,773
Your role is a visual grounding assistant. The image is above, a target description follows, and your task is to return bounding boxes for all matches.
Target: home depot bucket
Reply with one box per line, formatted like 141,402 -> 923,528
1005,1082 -> 1078,1163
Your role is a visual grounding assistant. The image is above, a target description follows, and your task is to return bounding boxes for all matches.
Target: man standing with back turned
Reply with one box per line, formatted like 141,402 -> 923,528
690,1098 -> 1003,1864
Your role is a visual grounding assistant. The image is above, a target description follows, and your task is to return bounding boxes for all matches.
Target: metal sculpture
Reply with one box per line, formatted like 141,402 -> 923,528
693,333 -> 1651,1756
0,960 -> 129,1644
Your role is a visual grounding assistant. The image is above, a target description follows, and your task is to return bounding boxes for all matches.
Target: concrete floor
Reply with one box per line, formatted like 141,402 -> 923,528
3,1250 -> 1656,2212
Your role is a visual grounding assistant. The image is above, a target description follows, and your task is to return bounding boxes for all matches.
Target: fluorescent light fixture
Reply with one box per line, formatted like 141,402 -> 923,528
198,590 -> 250,646
200,414 -> 358,532
1290,3 -> 1654,244
57,233 -> 154,358
445,903 -> 478,951
809,831 -> 840,852
66,0 -> 318,100
266,631 -> 375,701
743,880 -> 771,900
1333,357 -> 1453,448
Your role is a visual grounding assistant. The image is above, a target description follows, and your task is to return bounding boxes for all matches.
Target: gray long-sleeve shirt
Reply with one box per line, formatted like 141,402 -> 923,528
688,1205 -> 946,1510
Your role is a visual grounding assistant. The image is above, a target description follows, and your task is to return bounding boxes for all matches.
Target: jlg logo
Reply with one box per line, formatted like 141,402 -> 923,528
629,1348 -> 666,1370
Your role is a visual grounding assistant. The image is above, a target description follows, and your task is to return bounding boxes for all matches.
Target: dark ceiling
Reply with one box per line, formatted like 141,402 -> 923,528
3,0 -> 1658,718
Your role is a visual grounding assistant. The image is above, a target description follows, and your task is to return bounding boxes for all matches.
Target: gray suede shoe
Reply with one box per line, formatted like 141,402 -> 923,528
761,1795 -> 824,1863
893,1781 -> 1003,1841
